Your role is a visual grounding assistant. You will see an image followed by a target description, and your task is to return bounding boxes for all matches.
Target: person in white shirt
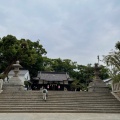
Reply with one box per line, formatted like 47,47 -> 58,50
42,87 -> 48,101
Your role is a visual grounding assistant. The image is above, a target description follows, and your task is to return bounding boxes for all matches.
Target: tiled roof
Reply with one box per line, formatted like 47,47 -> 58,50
103,78 -> 112,82
37,71 -> 70,81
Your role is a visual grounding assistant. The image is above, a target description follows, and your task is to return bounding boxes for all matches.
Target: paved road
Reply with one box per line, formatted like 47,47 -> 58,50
0,113 -> 120,120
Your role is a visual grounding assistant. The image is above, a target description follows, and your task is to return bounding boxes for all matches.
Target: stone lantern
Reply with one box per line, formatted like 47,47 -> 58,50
88,63 -> 109,92
12,61 -> 22,77
3,61 -> 24,91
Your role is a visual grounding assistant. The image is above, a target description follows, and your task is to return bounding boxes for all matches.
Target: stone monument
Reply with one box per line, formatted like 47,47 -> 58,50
88,63 -> 109,92
3,61 -> 24,91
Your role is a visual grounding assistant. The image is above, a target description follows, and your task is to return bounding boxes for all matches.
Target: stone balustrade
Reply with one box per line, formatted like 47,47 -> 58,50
0,79 -> 3,93
112,81 -> 120,92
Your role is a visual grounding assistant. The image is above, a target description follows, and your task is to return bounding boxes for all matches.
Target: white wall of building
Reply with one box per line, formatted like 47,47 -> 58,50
5,70 -> 30,85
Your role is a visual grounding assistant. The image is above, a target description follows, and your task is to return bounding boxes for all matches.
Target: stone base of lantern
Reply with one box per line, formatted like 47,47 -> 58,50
88,78 -> 110,92
9,77 -> 23,86
3,77 -> 24,91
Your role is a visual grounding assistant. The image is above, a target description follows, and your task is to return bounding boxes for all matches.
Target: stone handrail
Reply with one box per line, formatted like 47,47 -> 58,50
0,79 -> 3,93
112,81 -> 120,92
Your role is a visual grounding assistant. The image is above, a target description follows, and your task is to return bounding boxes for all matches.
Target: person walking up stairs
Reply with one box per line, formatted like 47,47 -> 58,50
42,87 -> 48,101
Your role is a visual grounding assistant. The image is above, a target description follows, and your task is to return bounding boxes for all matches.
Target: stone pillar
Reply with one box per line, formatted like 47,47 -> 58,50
0,79 -> 3,93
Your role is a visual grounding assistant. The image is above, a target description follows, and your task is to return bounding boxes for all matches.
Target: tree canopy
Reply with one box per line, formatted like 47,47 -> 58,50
0,35 -> 47,78
103,41 -> 120,83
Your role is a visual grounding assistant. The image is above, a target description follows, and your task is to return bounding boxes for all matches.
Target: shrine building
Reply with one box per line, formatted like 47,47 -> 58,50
32,71 -> 73,90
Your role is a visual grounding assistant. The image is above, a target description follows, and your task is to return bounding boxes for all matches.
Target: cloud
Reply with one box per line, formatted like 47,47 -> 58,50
0,0 -> 120,65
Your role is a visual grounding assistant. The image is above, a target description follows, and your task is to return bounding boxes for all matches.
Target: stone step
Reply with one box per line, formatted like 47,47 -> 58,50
0,94 -> 115,98
0,90 -> 120,113
0,100 -> 119,103
0,102 -> 119,106
0,96 -> 117,99
0,102 -> 119,105
0,96 -> 116,99
0,92 -> 113,95
0,98 -> 116,101
0,93 -> 113,97
1,94 -> 114,97
0,104 -> 120,108
0,106 -> 120,110
1,96 -> 114,99
0,93 -> 114,96
0,108 -> 120,113
0,92 -> 114,95
1,90 -> 112,94
0,107 -> 120,110
0,100 -> 118,103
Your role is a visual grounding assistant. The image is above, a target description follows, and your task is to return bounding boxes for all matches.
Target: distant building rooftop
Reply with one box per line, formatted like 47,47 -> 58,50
103,78 -> 112,83
37,71 -> 71,81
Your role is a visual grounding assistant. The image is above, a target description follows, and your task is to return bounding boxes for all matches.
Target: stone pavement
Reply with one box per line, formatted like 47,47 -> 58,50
0,113 -> 120,120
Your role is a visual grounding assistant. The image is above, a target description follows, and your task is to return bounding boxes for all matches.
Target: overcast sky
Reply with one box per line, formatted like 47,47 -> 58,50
0,0 -> 120,65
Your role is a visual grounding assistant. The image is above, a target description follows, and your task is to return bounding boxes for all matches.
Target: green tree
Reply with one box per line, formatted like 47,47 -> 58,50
43,58 -> 77,74
42,57 -> 53,71
71,79 -> 81,91
0,35 -> 47,78
99,65 -> 109,80
77,64 -> 94,84
103,41 -> 120,82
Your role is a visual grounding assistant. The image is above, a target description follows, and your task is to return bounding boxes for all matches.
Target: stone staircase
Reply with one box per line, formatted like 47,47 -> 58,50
0,89 -> 120,113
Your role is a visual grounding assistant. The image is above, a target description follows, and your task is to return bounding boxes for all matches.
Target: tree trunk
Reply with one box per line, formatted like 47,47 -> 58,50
3,60 -> 16,78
